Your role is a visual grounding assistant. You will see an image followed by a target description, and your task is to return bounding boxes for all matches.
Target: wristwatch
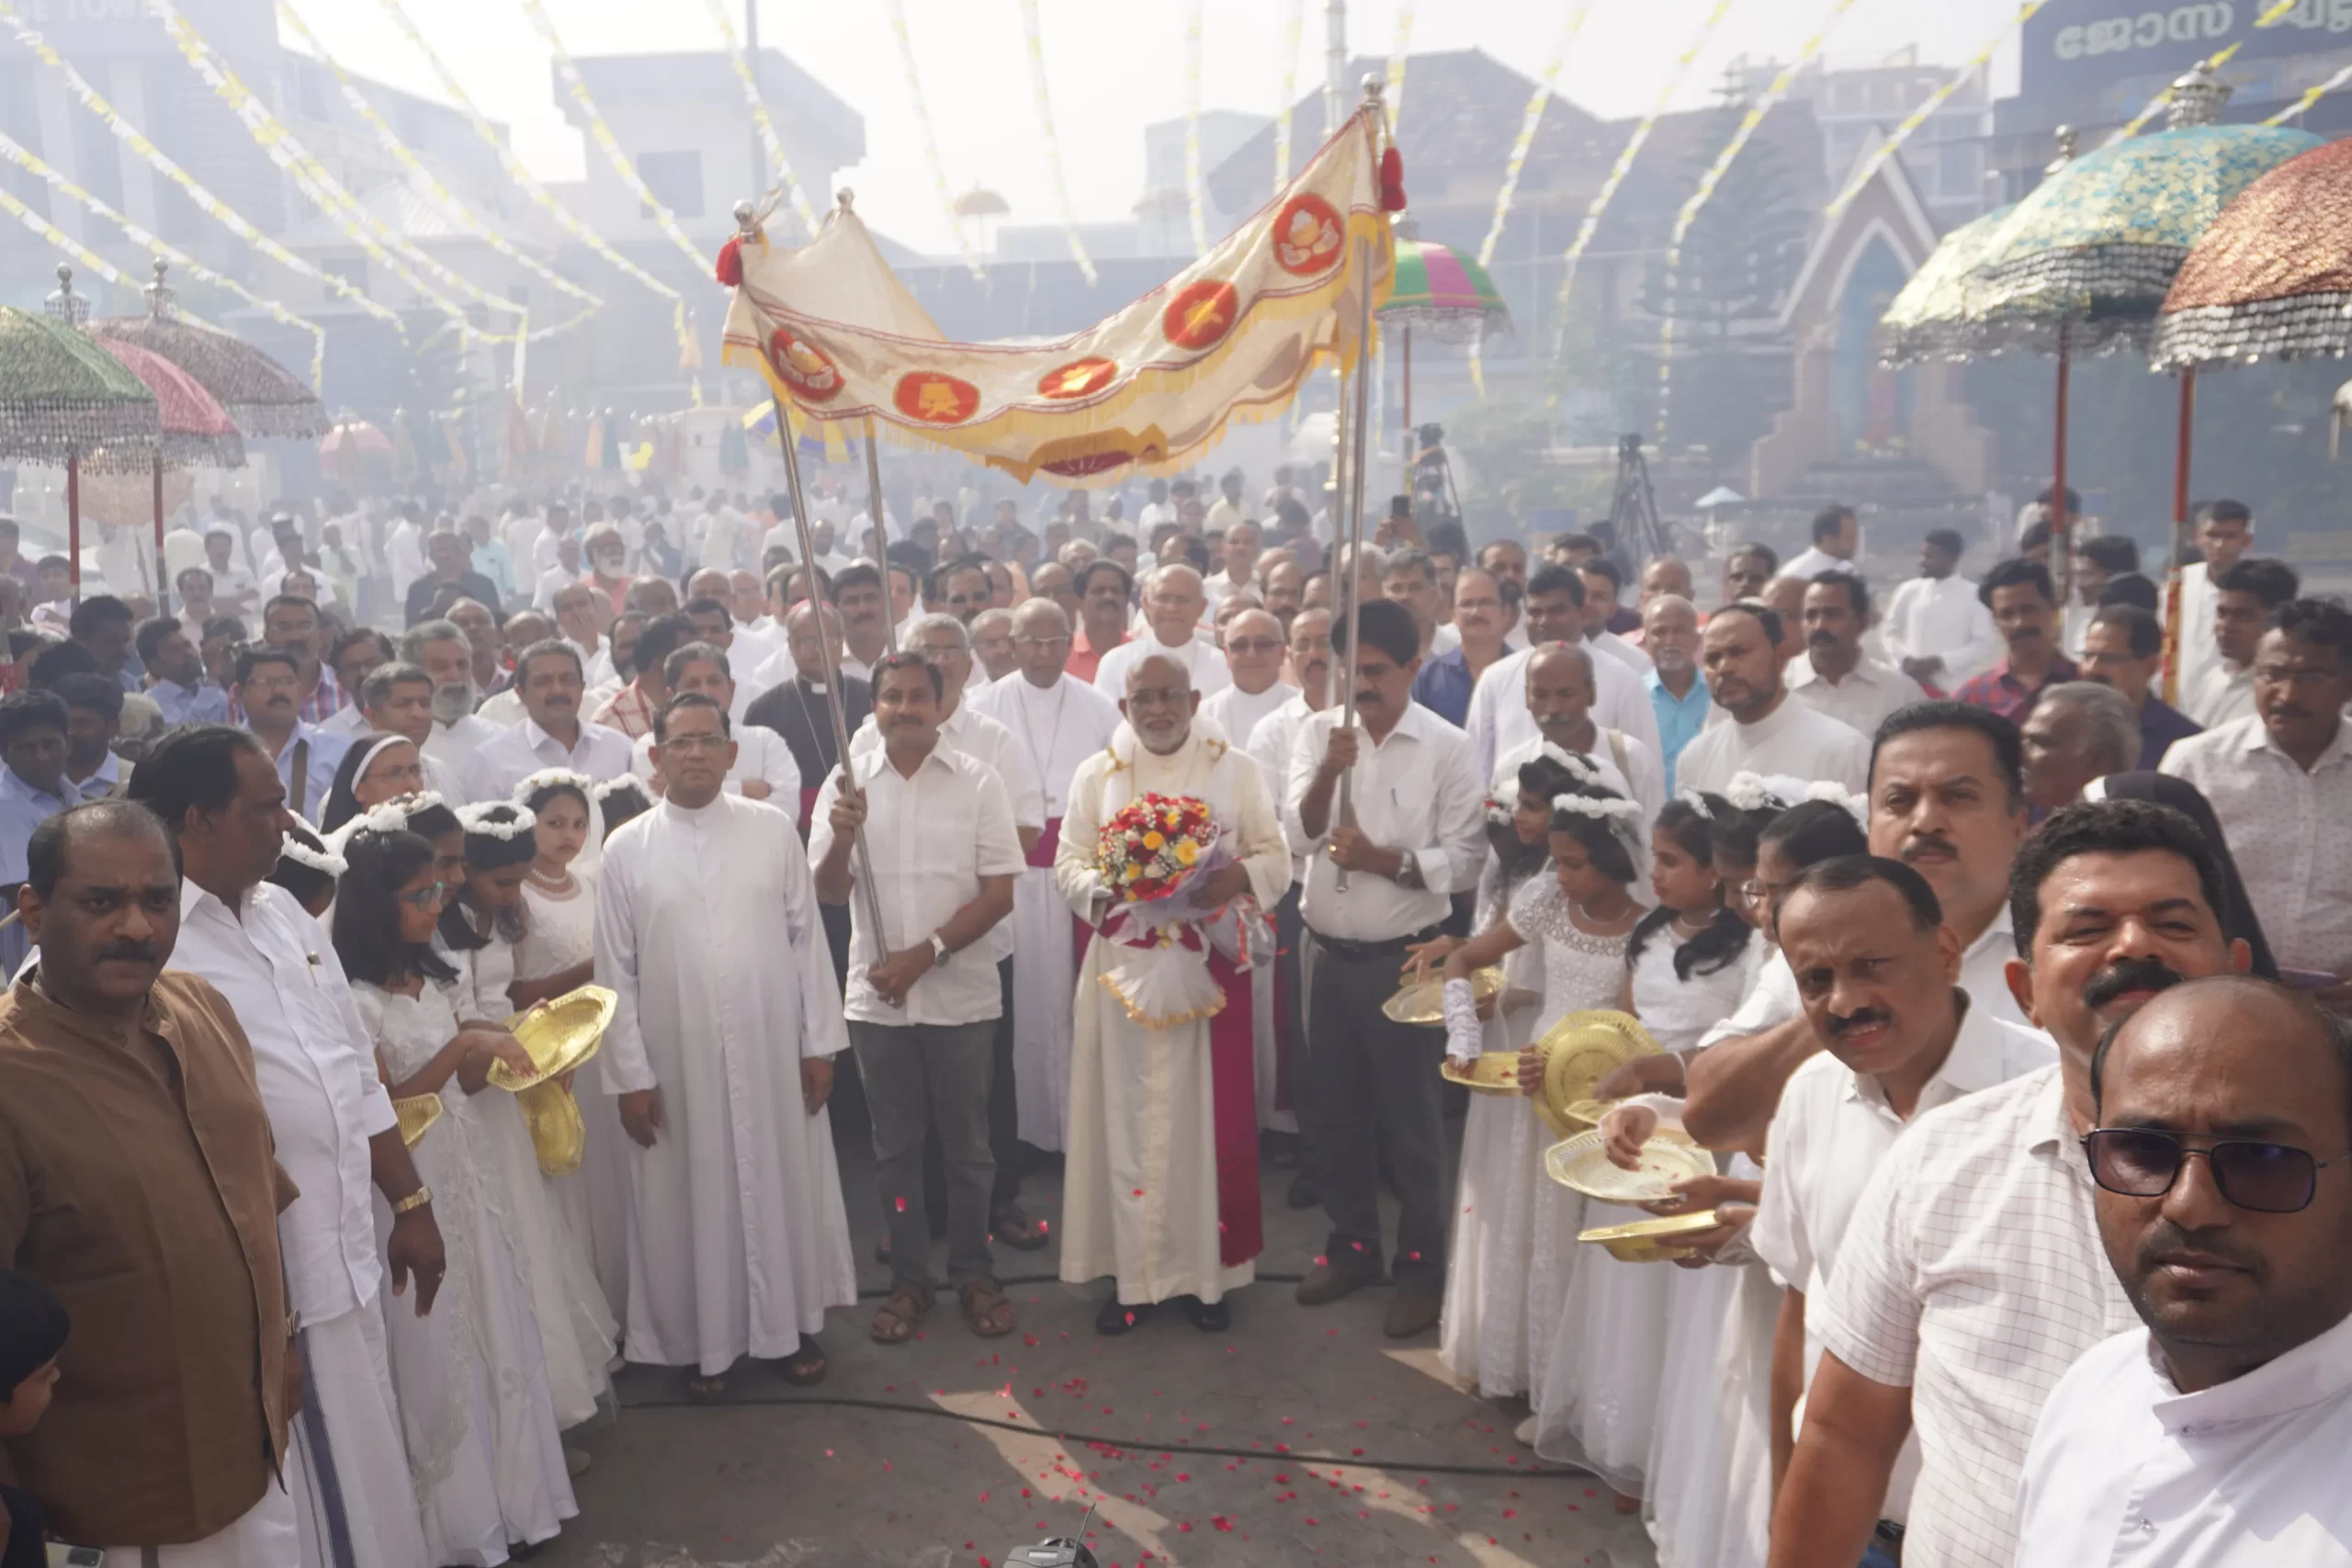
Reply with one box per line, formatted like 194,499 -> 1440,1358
391,1184 -> 434,1216
929,932 -> 952,968
1393,853 -> 1426,891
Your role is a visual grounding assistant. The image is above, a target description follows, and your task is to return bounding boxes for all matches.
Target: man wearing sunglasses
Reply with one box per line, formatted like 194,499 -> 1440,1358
2016,976 -> 2352,1564
1771,798 -> 2251,1568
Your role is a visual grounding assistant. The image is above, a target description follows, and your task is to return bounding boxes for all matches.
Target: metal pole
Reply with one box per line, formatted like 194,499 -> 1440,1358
736,202 -> 892,963
2051,319 -> 2072,609
1332,218 -> 1379,892
2162,368 -> 2197,705
66,456 -> 81,606
1400,322 -> 1412,496
744,0 -> 768,217
153,454 -> 170,615
861,413 -> 895,653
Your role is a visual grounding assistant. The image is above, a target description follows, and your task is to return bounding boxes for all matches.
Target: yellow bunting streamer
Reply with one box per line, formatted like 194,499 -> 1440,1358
516,0 -> 708,276
1385,3 -> 1417,140
143,0 -> 514,327
0,0 -> 398,329
882,0 -> 983,277
1184,0 -> 1209,254
1657,0 -> 1860,424
1016,0 -> 1098,283
1272,0 -> 1305,192
0,186 -> 144,302
1476,0 -> 1595,268
1826,2 -> 2050,216
370,0 -> 680,308
2104,0 -> 2300,143
1553,0 -> 1738,336
0,127 -> 326,387
698,0 -> 820,238
2267,56 -> 2352,124
277,0 -> 601,316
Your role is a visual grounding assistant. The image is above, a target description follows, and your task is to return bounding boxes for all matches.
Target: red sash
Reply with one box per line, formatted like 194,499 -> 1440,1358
1207,948 -> 1264,1267
1026,815 -> 1064,870
798,784 -> 820,835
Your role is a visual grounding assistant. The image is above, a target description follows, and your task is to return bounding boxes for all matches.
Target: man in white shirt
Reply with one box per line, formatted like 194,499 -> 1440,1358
200,527 -> 259,617
2174,499 -> 2255,702
1749,856 -> 2053,1540
1204,468 -> 1247,536
1770,797 -> 2254,1568
1199,608 -> 1297,748
2163,599 -> 2352,1006
1782,503 -> 1865,583
385,503 -> 425,612
1575,559 -> 1653,674
130,731 -> 442,1568
400,618 -> 502,785
232,645 -> 347,824
1284,599 -> 1486,1337
2015,976 -> 2352,1568
1251,605 -> 1334,1201
2185,557 -> 2297,729
1381,549 -> 1448,660
464,640 -> 635,803
1790,574 -> 1928,740
533,531 -> 585,614
1676,603 -> 1871,796
813,654 -> 1024,1343
355,662 -> 469,804
1883,529 -> 2000,692
1203,517 -> 1261,615
1493,643 -> 1665,818
630,641 -> 799,804
1464,565 -> 1663,780
1093,564 -> 1232,699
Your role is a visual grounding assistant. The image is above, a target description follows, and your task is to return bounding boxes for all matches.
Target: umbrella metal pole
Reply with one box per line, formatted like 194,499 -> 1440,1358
862,413 -> 894,653
1333,233 -> 1378,894
2051,320 -> 2072,609
153,454 -> 169,615
66,456 -> 80,606
1401,323 -> 1412,496
769,387 -> 891,966
2162,368 -> 2197,706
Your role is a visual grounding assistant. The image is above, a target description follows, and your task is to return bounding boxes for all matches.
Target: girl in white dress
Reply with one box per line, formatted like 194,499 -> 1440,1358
436,798 -> 620,1434
1439,779 -> 1648,1489
335,828 -> 576,1563
1423,752 -> 1585,1399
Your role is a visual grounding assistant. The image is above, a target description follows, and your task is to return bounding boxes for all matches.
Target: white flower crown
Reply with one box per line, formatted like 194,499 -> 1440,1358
1538,742 -> 1600,784
457,801 -> 537,840
1804,780 -> 1870,827
279,832 -> 347,877
511,767 -> 594,806
1676,789 -> 1713,820
591,773 -> 650,804
324,789 -> 447,854
1723,773 -> 1788,813
1549,792 -> 1646,825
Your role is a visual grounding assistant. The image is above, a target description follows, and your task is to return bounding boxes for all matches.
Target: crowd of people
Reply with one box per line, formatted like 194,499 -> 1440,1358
0,466 -> 2349,1568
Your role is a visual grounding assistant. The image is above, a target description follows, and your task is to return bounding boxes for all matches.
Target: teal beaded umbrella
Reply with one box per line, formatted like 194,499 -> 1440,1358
1877,205 -> 2015,365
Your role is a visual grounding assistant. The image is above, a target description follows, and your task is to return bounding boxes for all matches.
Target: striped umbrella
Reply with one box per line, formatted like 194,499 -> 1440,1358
1381,236 -> 1512,344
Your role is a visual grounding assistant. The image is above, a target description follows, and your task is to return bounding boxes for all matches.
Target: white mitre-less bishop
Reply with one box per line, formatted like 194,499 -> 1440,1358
594,791 -> 857,1376
1054,720 -> 1291,1307
970,669 -> 1125,1150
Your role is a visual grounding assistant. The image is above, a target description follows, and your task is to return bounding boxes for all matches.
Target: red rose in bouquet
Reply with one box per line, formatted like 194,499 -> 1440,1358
1098,794 -> 1220,906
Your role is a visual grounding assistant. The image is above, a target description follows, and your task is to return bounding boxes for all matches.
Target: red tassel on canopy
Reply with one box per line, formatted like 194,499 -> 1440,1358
715,236 -> 744,289
1379,147 -> 1408,212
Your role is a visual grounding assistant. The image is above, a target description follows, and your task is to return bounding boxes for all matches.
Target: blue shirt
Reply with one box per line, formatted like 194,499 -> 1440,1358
263,722 -> 351,824
2137,694 -> 2202,772
0,767 -> 74,975
149,677 -> 230,728
1646,668 -> 1713,794
1411,646 -> 1477,728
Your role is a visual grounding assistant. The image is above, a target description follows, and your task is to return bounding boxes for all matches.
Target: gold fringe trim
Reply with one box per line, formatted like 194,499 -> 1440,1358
1096,971 -> 1228,1030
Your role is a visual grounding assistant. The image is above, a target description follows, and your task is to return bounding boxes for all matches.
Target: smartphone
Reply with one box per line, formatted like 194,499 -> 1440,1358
48,1547 -> 107,1568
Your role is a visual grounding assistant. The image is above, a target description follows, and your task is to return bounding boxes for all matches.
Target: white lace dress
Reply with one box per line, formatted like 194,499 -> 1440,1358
361,978 -> 575,1562
519,869 -> 633,1328
1437,860 -> 1556,1397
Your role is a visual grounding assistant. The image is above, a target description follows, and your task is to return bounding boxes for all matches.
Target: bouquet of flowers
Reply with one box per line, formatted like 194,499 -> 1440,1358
1094,793 -> 1230,1027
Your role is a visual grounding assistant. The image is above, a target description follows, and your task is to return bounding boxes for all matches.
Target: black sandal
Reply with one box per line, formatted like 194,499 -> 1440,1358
778,1333 -> 827,1386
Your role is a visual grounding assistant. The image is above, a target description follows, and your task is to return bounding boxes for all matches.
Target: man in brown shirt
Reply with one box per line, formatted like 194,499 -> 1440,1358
0,799 -> 300,1562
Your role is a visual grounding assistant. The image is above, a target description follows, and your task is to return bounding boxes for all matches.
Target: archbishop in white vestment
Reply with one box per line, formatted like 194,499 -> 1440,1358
594,791 -> 857,1375
1054,713 -> 1291,1307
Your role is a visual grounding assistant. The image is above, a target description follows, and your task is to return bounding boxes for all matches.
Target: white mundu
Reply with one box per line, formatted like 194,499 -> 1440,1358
1055,723 -> 1291,1305
594,792 -> 857,1376
970,671 -> 1124,1150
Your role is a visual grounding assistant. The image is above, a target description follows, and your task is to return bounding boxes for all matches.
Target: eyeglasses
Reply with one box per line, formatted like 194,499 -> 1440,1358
1014,635 -> 1072,651
397,881 -> 447,911
1734,877 -> 1788,907
1224,637 -> 1283,655
2081,1127 -> 2352,1213
661,733 -> 731,752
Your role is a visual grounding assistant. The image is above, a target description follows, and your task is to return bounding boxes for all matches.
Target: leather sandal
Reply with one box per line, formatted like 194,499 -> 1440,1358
958,1275 -> 1017,1337
869,1282 -> 933,1344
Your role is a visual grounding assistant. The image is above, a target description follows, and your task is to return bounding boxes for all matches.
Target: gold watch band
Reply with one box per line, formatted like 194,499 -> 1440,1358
391,1184 -> 433,1215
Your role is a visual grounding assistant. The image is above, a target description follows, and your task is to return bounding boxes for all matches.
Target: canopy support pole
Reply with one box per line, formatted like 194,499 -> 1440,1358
2162,368 -> 2197,705
1332,233 -> 1378,893
862,413 -> 894,652
154,453 -> 171,615
1400,323 -> 1412,496
66,456 -> 81,606
2051,320 -> 2073,609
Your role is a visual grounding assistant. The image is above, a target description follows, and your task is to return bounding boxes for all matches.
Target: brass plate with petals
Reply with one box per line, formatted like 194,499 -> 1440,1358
393,1094 -> 442,1148
1533,1010 -> 1661,1135
1384,965 -> 1505,1025
486,985 -> 616,1091
1578,1209 -> 1724,1263
1544,1127 -> 1713,1203
1438,1051 -> 1523,1096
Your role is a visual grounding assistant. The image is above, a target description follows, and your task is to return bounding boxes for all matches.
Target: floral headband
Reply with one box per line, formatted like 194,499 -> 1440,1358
1723,773 -> 1790,813
1550,793 -> 1646,825
324,789 -> 447,853
457,801 -> 536,840
279,831 -> 347,877
1675,789 -> 1713,820
1804,780 -> 1870,827
591,774 -> 650,804
511,767 -> 594,806
1538,742 -> 1600,784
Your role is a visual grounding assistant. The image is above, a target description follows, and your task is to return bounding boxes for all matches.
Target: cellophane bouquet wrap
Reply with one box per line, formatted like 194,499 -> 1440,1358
1094,793 -> 1231,1027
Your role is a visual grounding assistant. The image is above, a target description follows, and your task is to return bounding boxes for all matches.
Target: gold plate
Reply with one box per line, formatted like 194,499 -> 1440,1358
520,1080 -> 585,1176
1384,965 -> 1506,1025
393,1093 -> 442,1148
487,985 -> 617,1091
1579,1210 -> 1724,1263
1439,1051 -> 1523,1095
1544,1128 -> 1713,1203
1533,1010 -> 1661,1135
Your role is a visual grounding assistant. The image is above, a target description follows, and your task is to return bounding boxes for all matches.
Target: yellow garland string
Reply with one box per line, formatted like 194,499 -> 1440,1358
276,0 -> 601,315
0,0 -> 398,330
1476,0 -> 1595,269
1184,0 -> 1208,254
2266,56 -> 2352,124
143,0 -> 515,328
698,0 -> 820,238
0,185 -> 150,307
369,0 -> 680,307
1552,0 -> 1738,339
1826,2 -> 2050,217
2104,0 -> 2300,144
0,127 -> 326,387
1016,0 -> 1098,283
515,0 -> 708,276
1385,3 -> 1417,141
1272,0 -> 1305,192
1657,0 -> 1861,429
882,0 -> 983,278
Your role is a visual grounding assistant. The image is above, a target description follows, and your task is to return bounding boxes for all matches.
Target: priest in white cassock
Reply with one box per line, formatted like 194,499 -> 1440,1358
1248,606 -> 1335,1157
1055,653 -> 1291,1335
594,691 -> 856,1397
1673,601 -> 1871,795
1198,608 -> 1298,748
970,598 -> 1122,1152
1091,564 -> 1233,699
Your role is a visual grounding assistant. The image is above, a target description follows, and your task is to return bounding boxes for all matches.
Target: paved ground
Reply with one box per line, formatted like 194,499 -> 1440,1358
539,1086 -> 1656,1568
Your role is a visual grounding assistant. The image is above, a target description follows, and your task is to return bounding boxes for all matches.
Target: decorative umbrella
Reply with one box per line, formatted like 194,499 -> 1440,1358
90,334 -> 244,613
0,281 -> 160,605
2153,137 -> 2352,368
319,416 -> 392,488
1379,229 -> 1512,496
1877,205 -> 2016,365
91,262 -> 328,440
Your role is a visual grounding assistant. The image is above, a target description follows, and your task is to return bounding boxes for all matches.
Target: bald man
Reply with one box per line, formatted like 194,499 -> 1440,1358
1091,564 -> 1232,699
1200,608 -> 1298,750
1490,641 -> 1665,818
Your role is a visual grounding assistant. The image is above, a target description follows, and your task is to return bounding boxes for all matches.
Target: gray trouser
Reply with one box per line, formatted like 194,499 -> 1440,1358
1304,931 -> 1448,1288
853,1018 -> 999,1289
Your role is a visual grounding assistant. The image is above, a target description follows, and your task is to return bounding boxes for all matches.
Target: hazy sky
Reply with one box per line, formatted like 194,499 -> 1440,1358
293,0 -> 2026,254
